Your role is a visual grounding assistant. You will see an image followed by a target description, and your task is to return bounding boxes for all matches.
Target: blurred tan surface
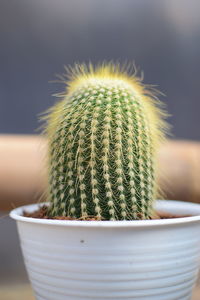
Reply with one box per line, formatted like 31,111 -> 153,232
0,135 -> 47,210
0,284 -> 34,300
1,284 -> 200,300
158,140 -> 200,204
1,135 -> 200,210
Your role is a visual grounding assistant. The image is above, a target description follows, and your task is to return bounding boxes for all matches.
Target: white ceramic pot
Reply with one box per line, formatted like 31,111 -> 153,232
10,200 -> 200,300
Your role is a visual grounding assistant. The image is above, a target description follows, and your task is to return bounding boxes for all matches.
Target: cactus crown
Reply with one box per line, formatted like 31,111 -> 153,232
44,63 -> 167,220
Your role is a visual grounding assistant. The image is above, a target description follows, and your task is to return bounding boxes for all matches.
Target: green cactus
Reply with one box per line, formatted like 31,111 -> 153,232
44,63 -> 167,220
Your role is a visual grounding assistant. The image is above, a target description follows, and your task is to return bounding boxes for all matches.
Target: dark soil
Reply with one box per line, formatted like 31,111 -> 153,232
23,205 -> 191,220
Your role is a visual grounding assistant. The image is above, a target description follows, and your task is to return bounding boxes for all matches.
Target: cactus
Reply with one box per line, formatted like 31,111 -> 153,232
44,63 -> 167,220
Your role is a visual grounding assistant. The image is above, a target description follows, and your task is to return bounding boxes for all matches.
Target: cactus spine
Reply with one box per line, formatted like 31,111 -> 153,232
45,63 -> 166,220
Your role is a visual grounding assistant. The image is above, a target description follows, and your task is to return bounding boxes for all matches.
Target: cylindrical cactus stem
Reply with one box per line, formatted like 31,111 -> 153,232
45,63 -> 167,220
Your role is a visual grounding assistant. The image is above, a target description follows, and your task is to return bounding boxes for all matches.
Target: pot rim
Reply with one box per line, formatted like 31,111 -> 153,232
10,200 -> 200,228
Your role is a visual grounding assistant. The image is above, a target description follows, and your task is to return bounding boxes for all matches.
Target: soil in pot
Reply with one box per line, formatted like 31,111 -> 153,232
23,205 -> 191,220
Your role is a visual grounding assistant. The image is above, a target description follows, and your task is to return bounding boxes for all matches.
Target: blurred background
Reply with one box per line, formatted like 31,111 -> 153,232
1,0 -> 200,138
1,0 -> 200,297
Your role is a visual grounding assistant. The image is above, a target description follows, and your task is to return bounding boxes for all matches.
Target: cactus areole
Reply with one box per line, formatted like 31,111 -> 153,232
44,63 -> 167,220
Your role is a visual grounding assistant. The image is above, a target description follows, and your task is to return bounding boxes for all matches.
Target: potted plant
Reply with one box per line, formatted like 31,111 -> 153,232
10,63 -> 200,300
